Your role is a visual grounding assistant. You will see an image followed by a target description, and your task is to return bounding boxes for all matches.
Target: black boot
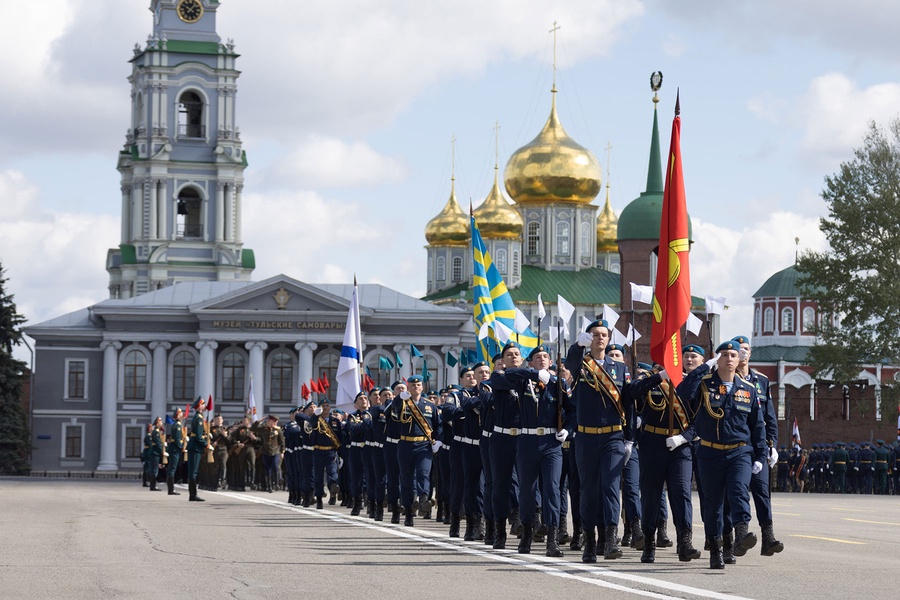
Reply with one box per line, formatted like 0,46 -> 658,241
656,518 -> 673,548
631,518 -> 645,550
149,478 -> 161,491
143,473 -> 149,487
188,480 -> 204,502
442,503 -> 451,525
493,519 -> 508,550
603,525 -> 622,559
484,519 -> 496,545
518,521 -> 534,554
582,528 -> 597,563
367,499 -> 375,519
463,516 -> 475,541
708,536 -> 725,569
570,524 -> 584,551
640,533 -> 656,563
473,516 -> 485,541
621,516 -> 633,547
435,501 -> 444,523
546,526 -> 564,557
167,475 -> 180,495
558,523 -> 571,545
374,502 -> 384,521
316,496 -> 324,510
351,496 -> 362,516
760,520 -> 784,556
677,527 -> 701,561
449,513 -> 461,538
302,492 -> 311,507
722,530 -> 736,564
509,507 -> 523,537
390,501 -> 400,524
732,521 -> 757,557
404,507 -> 414,527
533,512 -> 546,542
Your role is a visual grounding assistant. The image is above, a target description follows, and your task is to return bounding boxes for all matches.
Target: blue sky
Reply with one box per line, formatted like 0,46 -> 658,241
4,0 -> 900,363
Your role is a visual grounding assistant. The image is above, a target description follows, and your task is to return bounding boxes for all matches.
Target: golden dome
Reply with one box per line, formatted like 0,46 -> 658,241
425,179 -> 469,246
596,188 -> 618,253
473,166 -> 523,239
504,89 -> 602,205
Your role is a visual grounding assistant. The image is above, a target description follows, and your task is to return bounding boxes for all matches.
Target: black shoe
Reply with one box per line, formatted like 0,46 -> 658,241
760,520 -> 784,556
640,536 -> 656,563
509,508 -> 523,537
449,514 -> 461,538
582,529 -> 597,563
677,527 -> 701,562
404,512 -> 414,527
390,502 -> 400,524
493,519 -> 508,550
545,526 -> 564,557
723,530 -> 736,564
484,519 -> 495,546
631,518 -> 645,550
709,537 -> 725,569
316,496 -> 324,510
570,526 -> 584,551
473,516 -> 485,541
603,525 -> 622,560
656,518 -> 673,548
732,522 -> 758,557
621,517 -> 633,547
518,522 -> 534,554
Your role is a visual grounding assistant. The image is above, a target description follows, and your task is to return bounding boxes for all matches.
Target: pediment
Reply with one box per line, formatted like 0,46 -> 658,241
190,274 -> 360,315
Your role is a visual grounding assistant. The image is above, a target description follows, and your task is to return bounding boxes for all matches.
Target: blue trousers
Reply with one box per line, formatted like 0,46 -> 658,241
461,443 -> 484,517
621,446 -> 641,521
480,435 -> 494,521
348,446 -> 365,497
449,444 -> 465,516
383,441 -> 400,504
638,435 -> 693,533
566,442 -> 582,529
576,432 -> 625,530
697,446 -> 752,540
299,449 -> 314,494
516,436 -> 562,527
367,445 -> 386,504
436,446 -> 452,507
750,461 -> 773,523
313,449 -> 338,498
397,441 -> 432,509
489,433 -> 518,520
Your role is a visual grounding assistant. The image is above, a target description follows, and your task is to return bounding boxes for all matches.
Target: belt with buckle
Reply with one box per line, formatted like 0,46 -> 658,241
700,439 -> 746,451
367,441 -> 384,448
577,425 -> 622,435
301,445 -> 313,451
562,440 -> 571,449
481,431 -> 492,439
493,426 -> 521,436
643,424 -> 680,436
454,435 -> 480,445
400,435 -> 428,443
520,427 -> 557,436
314,444 -> 338,451
385,437 -> 399,444
834,461 -> 846,465
351,441 -> 366,447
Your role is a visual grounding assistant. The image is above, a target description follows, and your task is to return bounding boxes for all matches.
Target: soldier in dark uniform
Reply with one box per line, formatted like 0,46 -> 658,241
209,414 -> 229,490
676,339 -> 766,569
464,357 -> 499,545
609,345 -> 643,552
166,409 -> 185,495
186,397 -> 210,502
892,442 -> 900,495
367,388 -> 391,521
859,441 -> 875,493
874,439 -> 891,494
260,415 -> 285,493
458,363 -> 490,541
297,402 -> 316,505
144,420 -> 164,491
345,392 -> 371,515
439,383 -> 464,535
776,446 -> 790,492
283,407 -> 302,504
140,423 -> 151,487
847,443 -> 860,494
561,320 -> 634,563
311,400 -> 342,509
829,441 -> 849,493
383,383 -> 404,523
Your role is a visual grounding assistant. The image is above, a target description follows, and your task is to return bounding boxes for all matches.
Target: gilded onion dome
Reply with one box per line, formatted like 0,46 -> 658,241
596,188 -> 618,253
473,165 -> 523,239
504,88 -> 602,205
424,178 -> 469,246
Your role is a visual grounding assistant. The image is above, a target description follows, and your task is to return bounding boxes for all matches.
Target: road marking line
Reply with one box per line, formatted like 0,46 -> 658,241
844,518 -> 900,526
773,512 -> 800,516
790,534 -> 865,545
219,491 -> 756,600
829,507 -> 867,513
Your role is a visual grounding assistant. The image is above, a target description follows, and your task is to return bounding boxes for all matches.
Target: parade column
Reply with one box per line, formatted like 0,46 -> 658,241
97,341 -> 122,471
149,341 -> 171,421
196,341 -> 218,401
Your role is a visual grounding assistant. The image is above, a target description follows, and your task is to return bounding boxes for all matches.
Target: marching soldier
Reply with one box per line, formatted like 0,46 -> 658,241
260,415 -> 285,493
311,400 -> 343,509
859,441 -> 875,493
210,414 -> 229,490
776,446 -> 790,492
829,441 -> 849,493
166,409 -> 185,495
144,420 -> 164,492
874,439 -> 891,494
346,392 -> 372,515
367,388 -> 392,521
186,397 -> 210,502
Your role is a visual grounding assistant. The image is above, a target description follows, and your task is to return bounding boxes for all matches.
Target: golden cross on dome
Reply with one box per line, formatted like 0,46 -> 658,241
549,21 -> 561,91
450,134 -> 457,182
493,121 -> 501,169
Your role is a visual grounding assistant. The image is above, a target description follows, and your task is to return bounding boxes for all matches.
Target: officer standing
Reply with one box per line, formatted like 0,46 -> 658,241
829,441 -> 849,493
186,397 -> 210,502
166,409 -> 185,495
144,418 -> 164,492
859,441 -> 875,493
874,439 -> 891,494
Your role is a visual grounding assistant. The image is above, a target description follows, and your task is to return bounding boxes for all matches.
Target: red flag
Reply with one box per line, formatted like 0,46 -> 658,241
184,403 -> 191,421
301,383 -> 310,400
310,379 -> 320,394
321,372 -> 330,390
363,373 -> 375,393
206,394 -> 214,422
650,94 -> 691,387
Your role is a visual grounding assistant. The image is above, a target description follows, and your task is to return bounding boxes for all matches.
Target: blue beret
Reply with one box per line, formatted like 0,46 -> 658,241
491,353 -> 502,363
585,319 -> 609,333
637,362 -> 653,371
317,398 -> 331,406
528,344 -> 551,360
407,375 -> 423,383
354,392 -> 367,401
472,361 -> 488,370
716,339 -> 741,353
501,341 -> 518,355
459,365 -> 474,377
731,335 -> 751,345
448,384 -> 462,391
606,343 -> 625,354
390,380 -> 404,390
683,344 -> 705,356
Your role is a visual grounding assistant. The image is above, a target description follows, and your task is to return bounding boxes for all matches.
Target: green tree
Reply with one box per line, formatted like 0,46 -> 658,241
0,262 -> 30,475
797,119 -> 900,383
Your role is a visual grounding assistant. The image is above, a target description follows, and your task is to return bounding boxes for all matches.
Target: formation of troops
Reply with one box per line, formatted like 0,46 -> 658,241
139,320 -> 900,569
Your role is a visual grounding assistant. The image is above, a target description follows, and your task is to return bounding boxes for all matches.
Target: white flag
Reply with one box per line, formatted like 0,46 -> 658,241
548,326 -> 559,343
705,295 -> 726,316
686,312 -> 704,336
335,284 -> 362,407
248,375 -> 257,417
494,320 -> 514,344
630,282 -> 654,305
602,305 -> 620,330
515,308 -> 531,333
557,294 -> 575,323
611,328 -> 629,347
537,293 -> 546,321
627,323 -> 642,345
477,321 -> 491,340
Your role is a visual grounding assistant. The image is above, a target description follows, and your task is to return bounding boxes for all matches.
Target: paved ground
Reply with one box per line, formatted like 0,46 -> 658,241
1,478 -> 897,599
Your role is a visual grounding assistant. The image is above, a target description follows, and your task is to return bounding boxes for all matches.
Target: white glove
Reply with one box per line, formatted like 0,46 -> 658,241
555,429 -> 569,443
768,447 -> 779,468
313,406 -> 323,416
431,440 -> 443,453
399,391 -> 411,400
635,416 -> 643,429
854,466 -> 859,471
657,368 -> 669,381
705,354 -> 720,369
666,434 -> 687,451
623,440 -> 634,466
577,332 -> 593,348
738,348 -> 750,361
752,461 -> 763,475
337,457 -> 344,469
538,369 -> 551,384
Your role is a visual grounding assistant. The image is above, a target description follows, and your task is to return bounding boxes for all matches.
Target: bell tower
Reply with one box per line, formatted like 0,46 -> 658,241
107,0 -> 255,299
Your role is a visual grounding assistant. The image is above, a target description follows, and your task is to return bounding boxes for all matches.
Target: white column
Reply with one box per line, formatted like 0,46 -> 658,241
394,344 -> 411,379
875,363 -> 882,421
149,341 -> 171,421
224,184 -> 233,242
148,179 -> 158,239
777,359 -> 786,420
97,341 -> 122,471
157,179 -> 168,240
809,386 -> 815,421
196,341 -> 218,401
235,185 -> 243,243
442,345 -> 459,387
295,342 -> 317,389
215,183 -> 225,242
121,186 -> 130,243
202,192 -> 210,242
133,183 -> 144,240
246,341 -> 268,409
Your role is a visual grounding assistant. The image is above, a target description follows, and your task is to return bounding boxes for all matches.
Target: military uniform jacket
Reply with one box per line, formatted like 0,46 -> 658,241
485,372 -> 524,430
440,393 -> 465,444
874,445 -> 891,471
459,382 -> 493,436
490,367 -> 573,432
367,404 -> 389,444
187,413 -> 208,452
284,419 -> 302,453
210,425 -> 230,455
627,369 -> 693,436
858,447 -> 876,470
390,395 -> 441,442
346,410 -> 372,444
310,413 -> 343,449
453,388 -> 484,440
168,419 -> 185,455
562,344 -> 632,437
742,369 -> 778,448
261,426 -> 285,456
830,447 -> 850,469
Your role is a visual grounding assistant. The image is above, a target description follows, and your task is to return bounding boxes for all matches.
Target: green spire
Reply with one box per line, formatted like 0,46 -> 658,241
645,102 -> 663,194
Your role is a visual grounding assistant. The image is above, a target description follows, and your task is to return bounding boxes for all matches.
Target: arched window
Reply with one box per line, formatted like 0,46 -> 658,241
763,307 -> 774,333
781,307 -> 795,333
755,308 -> 762,336
581,222 -> 591,256
527,222 -> 541,256
222,351 -> 245,402
316,354 -> 339,402
123,350 -> 147,400
427,256 -> 433,282
451,256 -> 463,282
175,187 -> 202,240
177,90 -> 204,138
269,351 -> 293,402
436,256 -> 446,281
495,248 -> 508,275
802,307 -> 816,333
556,221 -> 571,256
367,353 -> 394,389
172,350 -> 196,403
512,251 -> 520,277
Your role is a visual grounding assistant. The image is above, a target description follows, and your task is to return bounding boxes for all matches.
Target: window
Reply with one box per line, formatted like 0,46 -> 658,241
172,351 -> 196,402
781,307 -> 795,333
436,256 -> 446,281
527,222 -> 541,256
427,257 -> 433,282
755,308 -> 761,335
581,222 -> 591,256
420,355 -> 437,389
367,353 -> 394,388
495,248 -> 507,275
222,351 -> 245,402
175,187 -> 203,240
124,426 -> 143,459
802,307 -> 816,333
123,350 -> 147,400
556,221 -> 571,256
451,256 -> 463,282
63,424 -> 83,459
270,351 -> 293,402
512,251 -> 520,277
763,307 -> 774,333
177,90 -> 204,138
316,354 -> 339,402
66,360 -> 86,400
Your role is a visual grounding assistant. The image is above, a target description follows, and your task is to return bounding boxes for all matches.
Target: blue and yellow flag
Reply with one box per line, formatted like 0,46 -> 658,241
471,215 -> 539,363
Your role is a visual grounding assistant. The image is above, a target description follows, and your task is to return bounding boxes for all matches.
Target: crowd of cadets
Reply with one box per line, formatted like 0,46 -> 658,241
140,321 -> 898,567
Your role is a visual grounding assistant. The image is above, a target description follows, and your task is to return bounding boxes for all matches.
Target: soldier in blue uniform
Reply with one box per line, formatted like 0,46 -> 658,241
874,439 -> 891,494
365,388 -> 390,521
439,383 -> 464,535
858,441 -> 875,493
310,399 -> 342,509
345,392 -> 371,515
283,407 -> 302,504
732,335 -> 783,556
776,446 -> 790,492
675,340 -> 766,569
465,357 -> 499,545
383,383 -> 404,523
186,397 -> 210,502
362,388 -> 383,519
166,409 -> 185,496
561,319 -> 634,563
449,366 -> 488,541
829,441 -> 849,493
